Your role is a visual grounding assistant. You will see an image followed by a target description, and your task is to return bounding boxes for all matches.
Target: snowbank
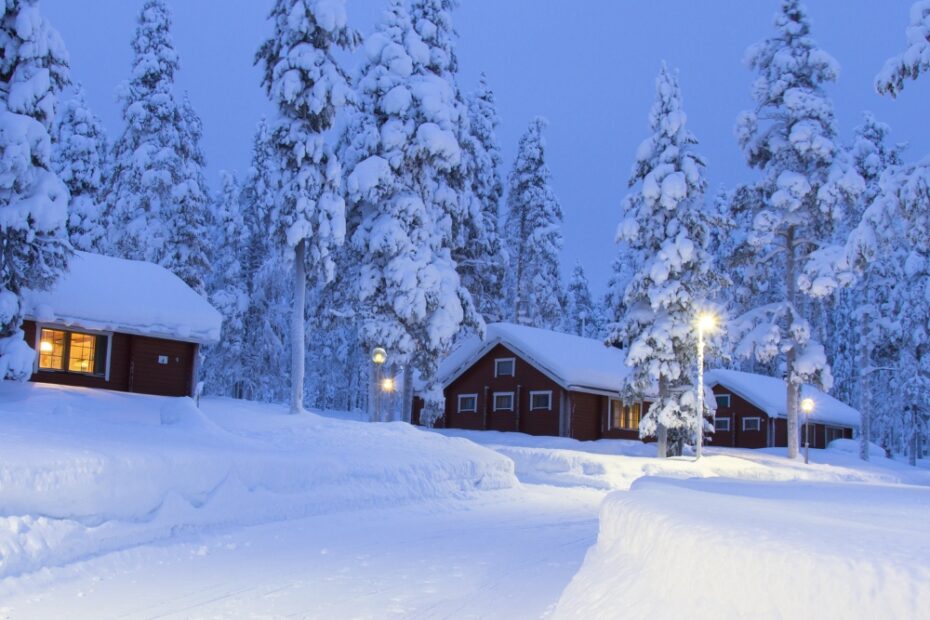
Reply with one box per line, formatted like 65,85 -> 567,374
0,382 -> 515,578
437,428 -> 927,491
554,477 -> 930,619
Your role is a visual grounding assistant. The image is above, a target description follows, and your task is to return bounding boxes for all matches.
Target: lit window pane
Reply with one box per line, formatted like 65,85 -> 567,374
68,332 -> 96,373
38,329 -> 65,370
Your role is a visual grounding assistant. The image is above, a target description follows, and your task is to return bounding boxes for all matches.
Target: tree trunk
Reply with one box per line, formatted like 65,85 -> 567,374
289,239 -> 306,414
785,225 -> 799,459
858,316 -> 871,461
656,376 -> 669,459
402,367 -> 414,426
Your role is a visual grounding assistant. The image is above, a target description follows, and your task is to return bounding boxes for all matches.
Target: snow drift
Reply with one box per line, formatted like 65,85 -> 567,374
0,382 -> 516,578
554,477 -> 930,619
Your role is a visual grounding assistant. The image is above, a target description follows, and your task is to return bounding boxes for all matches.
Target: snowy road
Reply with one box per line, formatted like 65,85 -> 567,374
0,485 -> 603,619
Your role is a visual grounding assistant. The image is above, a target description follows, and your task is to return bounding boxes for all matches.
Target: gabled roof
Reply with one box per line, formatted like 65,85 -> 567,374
705,369 -> 859,428
439,323 -> 633,396
22,251 -> 222,345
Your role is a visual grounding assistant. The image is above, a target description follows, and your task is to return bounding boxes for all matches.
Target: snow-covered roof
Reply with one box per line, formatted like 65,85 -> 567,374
439,323 -> 633,396
21,251 -> 222,345
705,369 -> 859,428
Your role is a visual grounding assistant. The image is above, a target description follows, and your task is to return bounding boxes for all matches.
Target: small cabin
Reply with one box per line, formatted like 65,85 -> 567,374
706,369 -> 857,449
20,251 -> 222,397
413,323 -> 651,441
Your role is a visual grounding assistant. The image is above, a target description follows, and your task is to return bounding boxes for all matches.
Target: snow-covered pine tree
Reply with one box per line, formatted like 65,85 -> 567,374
0,0 -> 71,380
342,0 -> 482,424
865,2 -> 930,464
256,0 -> 356,414
459,73 -> 507,323
202,171 -> 248,397
104,0 -> 179,263
730,0 -> 862,459
504,117 -> 563,330
238,119 -> 289,403
606,63 -> 723,458
160,93 -> 212,295
52,84 -> 107,252
564,262 -> 600,338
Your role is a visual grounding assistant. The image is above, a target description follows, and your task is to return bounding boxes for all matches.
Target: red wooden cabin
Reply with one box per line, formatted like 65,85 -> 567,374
19,252 -> 222,397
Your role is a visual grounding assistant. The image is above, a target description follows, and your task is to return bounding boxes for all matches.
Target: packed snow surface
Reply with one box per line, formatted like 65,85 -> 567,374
20,251 -> 223,345
439,322 -> 634,394
707,368 -> 860,427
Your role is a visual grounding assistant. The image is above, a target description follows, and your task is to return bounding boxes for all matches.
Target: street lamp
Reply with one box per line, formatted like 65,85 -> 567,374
381,376 -> 395,393
370,347 -> 388,422
801,397 -> 815,464
695,312 -> 718,461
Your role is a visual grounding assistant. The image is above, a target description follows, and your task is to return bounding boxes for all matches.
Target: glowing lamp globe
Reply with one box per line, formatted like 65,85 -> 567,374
381,377 -> 396,393
800,398 -> 815,415
697,313 -> 717,332
371,347 -> 387,365
39,340 -> 54,353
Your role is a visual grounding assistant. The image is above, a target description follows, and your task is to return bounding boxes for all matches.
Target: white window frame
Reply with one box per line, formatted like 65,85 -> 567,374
494,357 -> 515,378
715,394 -> 731,408
493,391 -> 515,412
742,417 -> 761,432
34,323 -> 113,381
714,416 -> 731,432
529,390 -> 552,411
457,393 -> 478,413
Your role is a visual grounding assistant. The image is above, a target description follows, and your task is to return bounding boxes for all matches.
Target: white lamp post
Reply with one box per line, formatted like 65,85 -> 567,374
370,347 -> 387,422
695,312 -> 718,461
801,397 -> 815,464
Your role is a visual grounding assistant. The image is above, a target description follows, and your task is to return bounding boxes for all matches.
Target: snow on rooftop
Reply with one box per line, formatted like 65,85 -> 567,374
21,251 -> 223,345
440,323 -> 632,395
706,368 -> 859,428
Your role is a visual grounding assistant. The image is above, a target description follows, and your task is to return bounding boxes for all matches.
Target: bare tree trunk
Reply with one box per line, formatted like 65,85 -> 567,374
785,226 -> 799,459
657,376 -> 669,459
858,315 -> 871,461
289,240 -> 306,414
402,368 -> 414,426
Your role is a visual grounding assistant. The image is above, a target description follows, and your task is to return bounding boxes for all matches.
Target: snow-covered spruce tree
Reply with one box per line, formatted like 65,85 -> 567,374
342,0 -> 481,424
256,0 -> 356,414
238,119 -> 290,403
606,63 -> 723,458
459,73 -> 507,323
202,171 -> 248,397
857,3 -> 930,464
0,0 -> 71,380
104,0 -> 178,263
564,262 -> 600,338
730,0 -> 862,459
161,93 -> 212,295
504,117 -> 564,330
52,84 -> 107,252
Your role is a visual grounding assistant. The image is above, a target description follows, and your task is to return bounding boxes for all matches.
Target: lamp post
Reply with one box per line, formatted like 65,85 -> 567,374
801,397 -> 815,464
370,347 -> 387,422
695,312 -> 717,461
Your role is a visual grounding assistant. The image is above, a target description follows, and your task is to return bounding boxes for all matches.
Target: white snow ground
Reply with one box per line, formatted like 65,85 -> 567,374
1,382 -> 928,619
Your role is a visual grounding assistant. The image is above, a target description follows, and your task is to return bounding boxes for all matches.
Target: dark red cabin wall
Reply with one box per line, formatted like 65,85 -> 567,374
568,392 -> 601,441
709,385 -> 769,449
24,320 -> 195,397
443,344 -> 562,436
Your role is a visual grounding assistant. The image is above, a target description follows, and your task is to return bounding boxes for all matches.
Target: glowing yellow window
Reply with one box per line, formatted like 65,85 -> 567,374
68,332 -> 97,374
38,328 -> 66,370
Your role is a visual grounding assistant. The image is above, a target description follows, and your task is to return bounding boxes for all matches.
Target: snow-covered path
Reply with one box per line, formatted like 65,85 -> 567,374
0,485 -> 602,619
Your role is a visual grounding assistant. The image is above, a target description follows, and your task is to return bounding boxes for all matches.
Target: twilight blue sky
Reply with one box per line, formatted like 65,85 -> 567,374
44,1 -> 930,296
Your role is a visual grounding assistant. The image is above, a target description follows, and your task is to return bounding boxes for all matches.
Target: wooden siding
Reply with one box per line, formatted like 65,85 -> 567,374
710,385 -> 768,449
23,320 -> 195,397
442,344 -> 562,437
568,392 -> 601,441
